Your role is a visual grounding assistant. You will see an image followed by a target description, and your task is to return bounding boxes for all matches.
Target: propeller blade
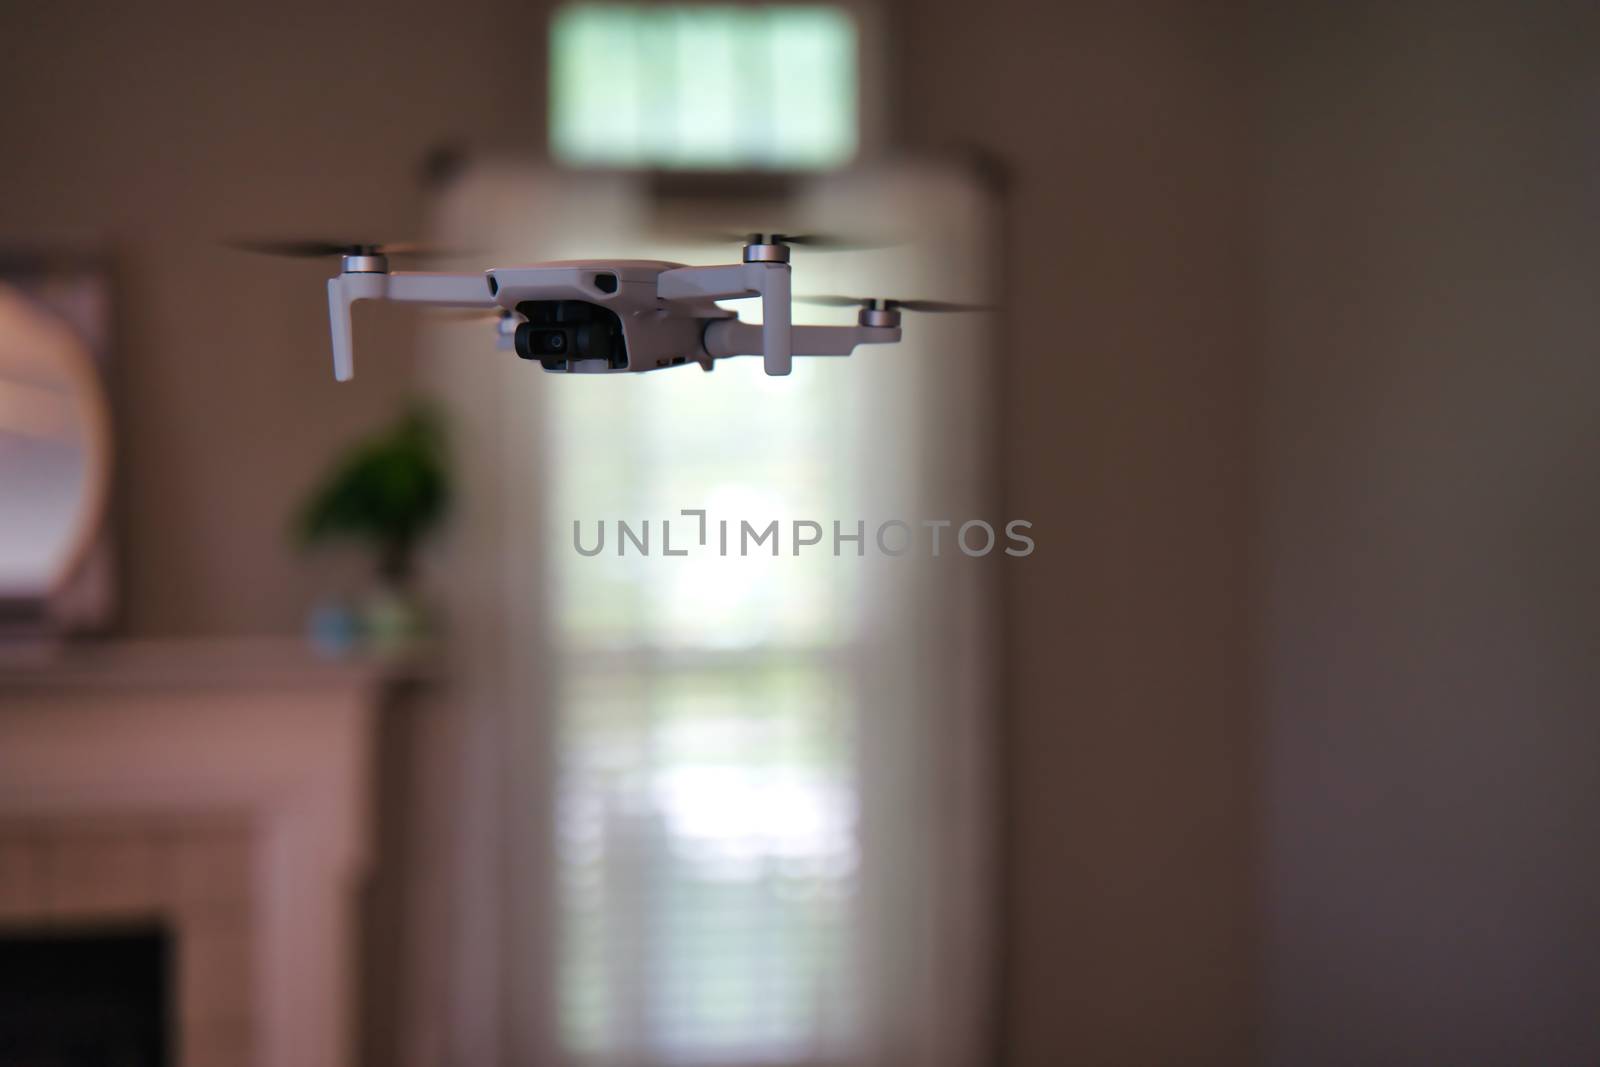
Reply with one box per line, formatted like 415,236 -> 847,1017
684,231 -> 892,252
889,299 -> 993,313
796,295 -> 993,313
769,233 -> 867,249
226,238 -> 369,258
424,307 -> 509,321
225,238 -> 473,259
795,295 -> 871,308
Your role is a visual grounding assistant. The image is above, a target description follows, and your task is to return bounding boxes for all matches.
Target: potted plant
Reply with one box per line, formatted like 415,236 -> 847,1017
294,405 -> 450,654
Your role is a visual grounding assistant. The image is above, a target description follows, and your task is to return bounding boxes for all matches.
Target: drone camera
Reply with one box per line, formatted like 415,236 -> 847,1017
593,272 -> 618,294
513,299 -> 628,371
526,329 -> 569,355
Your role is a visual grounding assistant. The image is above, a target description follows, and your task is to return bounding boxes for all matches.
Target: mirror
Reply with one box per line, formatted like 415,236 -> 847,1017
0,273 -> 112,630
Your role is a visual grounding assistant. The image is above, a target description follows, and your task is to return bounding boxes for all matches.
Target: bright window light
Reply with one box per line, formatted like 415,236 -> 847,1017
551,354 -> 863,1063
550,3 -> 859,170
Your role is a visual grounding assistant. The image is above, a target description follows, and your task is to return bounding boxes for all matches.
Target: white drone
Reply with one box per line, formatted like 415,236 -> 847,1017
234,235 -> 983,379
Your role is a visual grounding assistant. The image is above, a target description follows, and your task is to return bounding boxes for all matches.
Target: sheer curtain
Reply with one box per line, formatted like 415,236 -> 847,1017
422,160 -> 998,1067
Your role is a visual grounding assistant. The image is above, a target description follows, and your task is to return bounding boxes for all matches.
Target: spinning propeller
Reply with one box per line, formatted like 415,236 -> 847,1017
797,295 -> 991,312
734,232 -> 879,250
227,238 -> 430,257
425,307 -> 512,320
796,294 -> 991,327
225,239 -> 476,269
663,230 -> 893,263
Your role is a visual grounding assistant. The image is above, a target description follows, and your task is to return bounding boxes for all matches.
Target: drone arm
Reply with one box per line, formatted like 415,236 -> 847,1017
657,263 -> 793,375
326,272 -> 497,381
384,272 -> 497,305
702,320 -> 901,360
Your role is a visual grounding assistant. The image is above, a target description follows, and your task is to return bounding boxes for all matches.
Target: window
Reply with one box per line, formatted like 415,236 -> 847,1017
550,3 -> 859,170
551,347 -> 865,1063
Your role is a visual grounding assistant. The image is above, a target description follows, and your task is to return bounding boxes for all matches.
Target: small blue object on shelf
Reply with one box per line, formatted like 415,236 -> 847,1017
307,599 -> 361,659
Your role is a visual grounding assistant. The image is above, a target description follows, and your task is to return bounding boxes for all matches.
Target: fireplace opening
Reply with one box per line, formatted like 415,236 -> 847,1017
0,924 -> 171,1067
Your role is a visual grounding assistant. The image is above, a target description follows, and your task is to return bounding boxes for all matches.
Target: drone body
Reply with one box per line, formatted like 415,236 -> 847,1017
235,234 -> 983,380
323,238 -> 910,381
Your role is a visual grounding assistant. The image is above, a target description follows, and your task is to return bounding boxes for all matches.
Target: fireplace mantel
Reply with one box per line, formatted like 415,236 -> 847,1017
0,638 -> 394,1067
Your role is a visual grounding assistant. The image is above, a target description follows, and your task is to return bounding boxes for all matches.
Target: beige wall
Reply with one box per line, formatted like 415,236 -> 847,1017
0,0 -> 536,634
900,5 -> 1259,1064
1258,2 -> 1600,1062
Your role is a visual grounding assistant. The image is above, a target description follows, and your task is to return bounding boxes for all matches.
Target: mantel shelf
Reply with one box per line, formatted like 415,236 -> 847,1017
0,636 -> 436,693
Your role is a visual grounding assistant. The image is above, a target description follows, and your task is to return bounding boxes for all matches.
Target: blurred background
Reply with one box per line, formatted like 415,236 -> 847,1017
2,1 -> 1599,1066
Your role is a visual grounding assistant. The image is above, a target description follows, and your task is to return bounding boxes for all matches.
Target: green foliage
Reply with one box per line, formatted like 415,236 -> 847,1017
295,405 -> 450,581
